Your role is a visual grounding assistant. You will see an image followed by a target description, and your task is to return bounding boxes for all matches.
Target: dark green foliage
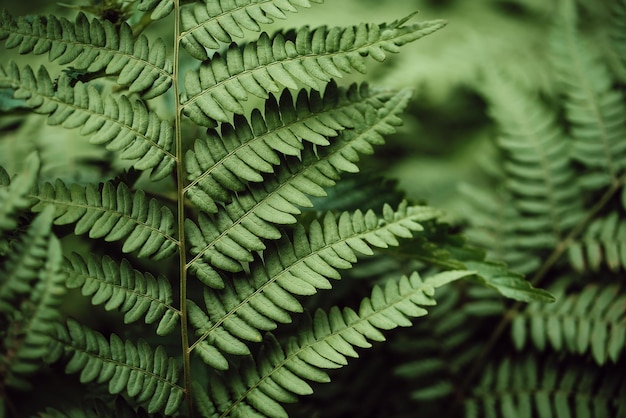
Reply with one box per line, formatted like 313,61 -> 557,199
1,0 -> 622,417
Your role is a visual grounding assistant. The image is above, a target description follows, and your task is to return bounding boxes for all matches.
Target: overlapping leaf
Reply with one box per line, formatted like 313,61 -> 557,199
188,202 -> 441,370
138,0 -> 174,21
480,74 -> 584,255
466,355 -> 626,417
0,63 -> 175,180
0,207 -> 55,312
181,13 -> 445,126
180,0 -> 324,60
185,81 -> 387,214
31,180 -> 178,260
186,88 -> 412,286
0,152 -> 39,233
47,319 -> 184,416
0,11 -> 172,98
568,211 -> 626,272
195,270 -> 473,417
1,209 -> 65,390
550,0 -> 626,188
511,282 -> 625,365
63,253 -> 179,336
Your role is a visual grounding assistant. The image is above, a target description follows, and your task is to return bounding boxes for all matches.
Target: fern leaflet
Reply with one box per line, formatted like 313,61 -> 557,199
47,319 -> 184,415
0,10 -> 172,98
511,281 -> 626,365
31,180 -> 178,260
180,0 -> 324,60
63,253 -> 180,336
188,202 -> 440,369
0,63 -> 176,180
195,270 -> 473,418
181,14 -> 445,126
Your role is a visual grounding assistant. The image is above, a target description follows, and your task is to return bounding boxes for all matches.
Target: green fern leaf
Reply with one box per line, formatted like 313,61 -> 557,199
0,11 -> 173,98
180,0 -> 324,60
38,397 -> 154,418
0,206 -> 55,313
568,211 -> 626,272
188,202 -> 442,367
550,1 -> 626,187
31,180 -> 178,260
511,281 -> 626,364
480,73 -> 584,254
184,81 -> 386,214
466,355 -> 626,418
63,253 -> 180,336
186,88 -> 412,285
47,319 -> 184,415
1,211 -> 65,390
138,0 -> 174,21
0,152 -> 39,233
0,63 -> 176,180
181,14 -> 445,126
197,270 -> 473,417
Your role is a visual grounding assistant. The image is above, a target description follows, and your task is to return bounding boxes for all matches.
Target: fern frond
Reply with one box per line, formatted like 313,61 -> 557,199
0,207 -> 55,312
188,202 -> 440,368
0,11 -> 173,98
481,74 -> 584,252
0,152 -> 39,234
197,270 -> 473,418
458,182 -> 541,273
511,281 -> 626,365
47,319 -> 184,415
181,14 -> 445,126
186,88 -> 412,285
138,0 -> 174,21
465,355 -> 626,418
184,81 -> 385,214
568,211 -> 626,272
180,0 -> 323,60
393,285 -> 499,406
63,253 -> 179,336
0,63 -> 175,180
550,0 -> 626,188
2,215 -> 65,390
39,397 -> 155,418
31,180 -> 178,260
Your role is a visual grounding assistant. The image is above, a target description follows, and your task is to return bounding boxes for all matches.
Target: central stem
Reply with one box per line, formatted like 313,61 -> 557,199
172,1 -> 193,416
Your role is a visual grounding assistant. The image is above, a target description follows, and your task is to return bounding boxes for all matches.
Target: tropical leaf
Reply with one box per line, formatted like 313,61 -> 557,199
0,63 -> 175,180
31,180 -> 178,260
0,10 -> 173,98
63,253 -> 179,336
47,319 -> 185,416
181,14 -> 445,126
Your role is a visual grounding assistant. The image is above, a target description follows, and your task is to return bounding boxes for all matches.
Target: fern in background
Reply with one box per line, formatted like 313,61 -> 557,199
387,0 -> 626,417
0,1 -> 549,417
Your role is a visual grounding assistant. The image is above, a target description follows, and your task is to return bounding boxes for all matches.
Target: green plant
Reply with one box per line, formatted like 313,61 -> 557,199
383,0 -> 626,417
0,1 -> 554,417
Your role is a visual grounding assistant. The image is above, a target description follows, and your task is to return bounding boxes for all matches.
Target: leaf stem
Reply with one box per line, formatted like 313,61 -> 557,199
173,1 -> 193,416
446,173 -> 626,417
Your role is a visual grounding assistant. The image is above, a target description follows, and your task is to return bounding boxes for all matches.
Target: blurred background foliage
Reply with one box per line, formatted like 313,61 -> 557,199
2,0 -> 618,214
1,0 -> 624,417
